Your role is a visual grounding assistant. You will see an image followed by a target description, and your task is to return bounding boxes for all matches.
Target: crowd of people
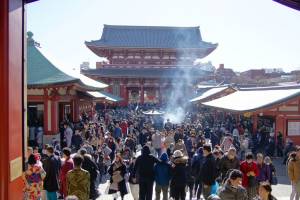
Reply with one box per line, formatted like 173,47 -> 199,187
24,106 -> 299,200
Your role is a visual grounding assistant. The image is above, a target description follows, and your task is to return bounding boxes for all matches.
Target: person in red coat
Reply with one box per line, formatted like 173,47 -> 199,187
240,152 -> 259,200
120,119 -> 128,138
59,147 -> 74,199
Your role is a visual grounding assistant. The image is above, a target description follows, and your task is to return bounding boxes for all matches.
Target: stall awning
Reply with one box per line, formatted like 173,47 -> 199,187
202,88 -> 300,112
190,86 -> 233,102
87,91 -> 123,102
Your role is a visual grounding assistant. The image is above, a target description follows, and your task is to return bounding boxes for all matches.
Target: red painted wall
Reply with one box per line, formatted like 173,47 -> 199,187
0,0 -> 24,199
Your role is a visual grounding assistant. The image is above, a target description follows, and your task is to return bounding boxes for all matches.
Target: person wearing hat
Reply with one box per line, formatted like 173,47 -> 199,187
218,169 -> 247,200
170,150 -> 188,200
174,139 -> 188,157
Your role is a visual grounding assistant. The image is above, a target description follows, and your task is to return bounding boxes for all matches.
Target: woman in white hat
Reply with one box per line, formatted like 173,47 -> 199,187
170,150 -> 188,200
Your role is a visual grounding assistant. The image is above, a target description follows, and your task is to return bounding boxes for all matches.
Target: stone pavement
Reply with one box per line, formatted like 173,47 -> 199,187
96,158 -> 291,200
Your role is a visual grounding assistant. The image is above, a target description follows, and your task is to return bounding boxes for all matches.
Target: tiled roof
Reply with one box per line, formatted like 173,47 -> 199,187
82,66 -> 212,78
27,32 -> 78,86
85,24 -> 217,49
27,32 -> 107,89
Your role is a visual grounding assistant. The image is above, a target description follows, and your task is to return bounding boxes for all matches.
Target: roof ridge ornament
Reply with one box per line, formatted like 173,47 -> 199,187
27,31 -> 41,48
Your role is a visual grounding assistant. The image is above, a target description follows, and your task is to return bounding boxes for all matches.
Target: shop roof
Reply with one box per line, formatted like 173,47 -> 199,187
190,86 -> 234,102
202,87 -> 300,112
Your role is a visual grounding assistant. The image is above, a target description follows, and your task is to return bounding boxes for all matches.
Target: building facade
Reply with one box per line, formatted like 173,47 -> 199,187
27,32 -> 108,143
82,25 -> 218,106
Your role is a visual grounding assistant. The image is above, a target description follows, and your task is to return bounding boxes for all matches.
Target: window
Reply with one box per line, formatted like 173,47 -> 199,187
287,120 -> 300,136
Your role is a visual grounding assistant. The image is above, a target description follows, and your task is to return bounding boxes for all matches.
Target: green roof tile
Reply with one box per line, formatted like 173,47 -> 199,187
27,32 -> 78,87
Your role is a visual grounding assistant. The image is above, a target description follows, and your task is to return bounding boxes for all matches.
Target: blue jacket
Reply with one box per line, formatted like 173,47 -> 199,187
113,127 -> 122,139
154,153 -> 172,186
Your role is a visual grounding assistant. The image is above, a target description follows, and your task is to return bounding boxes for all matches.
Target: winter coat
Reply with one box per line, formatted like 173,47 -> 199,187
71,134 -> 83,151
240,161 -> 259,188
219,155 -> 240,180
174,142 -> 188,157
59,158 -> 74,197
108,162 -> 128,196
185,138 -> 193,153
174,132 -> 184,144
67,168 -> 90,200
113,127 -> 122,139
171,157 -> 188,187
43,155 -> 60,192
154,153 -> 172,186
200,153 -> 217,186
82,155 -> 99,198
191,149 -> 204,181
134,146 -> 159,182
152,133 -> 162,149
218,181 -> 247,200
120,122 -> 128,135
257,163 -> 271,183
288,158 -> 300,183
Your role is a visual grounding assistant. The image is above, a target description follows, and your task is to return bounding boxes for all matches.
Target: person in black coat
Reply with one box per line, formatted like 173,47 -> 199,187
200,144 -> 217,200
79,148 -> 99,200
133,145 -> 159,200
108,154 -> 128,200
170,150 -> 188,200
43,146 -> 60,200
71,129 -> 83,151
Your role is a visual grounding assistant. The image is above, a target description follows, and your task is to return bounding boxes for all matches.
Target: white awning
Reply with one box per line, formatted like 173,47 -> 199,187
76,73 -> 108,89
202,88 -> 300,112
87,91 -> 122,102
190,86 -> 231,102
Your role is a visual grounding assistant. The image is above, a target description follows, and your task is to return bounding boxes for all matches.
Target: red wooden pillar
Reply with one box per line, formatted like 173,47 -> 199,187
0,0 -> 24,199
73,98 -> 79,122
51,97 -> 58,134
43,89 -> 49,134
252,114 -> 258,134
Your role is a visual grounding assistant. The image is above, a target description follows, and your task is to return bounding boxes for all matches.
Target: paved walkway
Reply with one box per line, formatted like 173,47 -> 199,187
97,158 -> 291,200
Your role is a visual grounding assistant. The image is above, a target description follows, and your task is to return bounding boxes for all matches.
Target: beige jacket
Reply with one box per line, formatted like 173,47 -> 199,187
288,158 -> 300,183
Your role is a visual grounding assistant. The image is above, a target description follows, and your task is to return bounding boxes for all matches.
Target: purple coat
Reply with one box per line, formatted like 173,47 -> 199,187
257,163 -> 272,183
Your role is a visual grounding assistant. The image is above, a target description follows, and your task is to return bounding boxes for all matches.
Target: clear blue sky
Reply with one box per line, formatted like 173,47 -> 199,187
27,0 -> 300,72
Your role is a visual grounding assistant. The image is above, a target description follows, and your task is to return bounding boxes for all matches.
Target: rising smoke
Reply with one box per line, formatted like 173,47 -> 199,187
163,28 -> 199,124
